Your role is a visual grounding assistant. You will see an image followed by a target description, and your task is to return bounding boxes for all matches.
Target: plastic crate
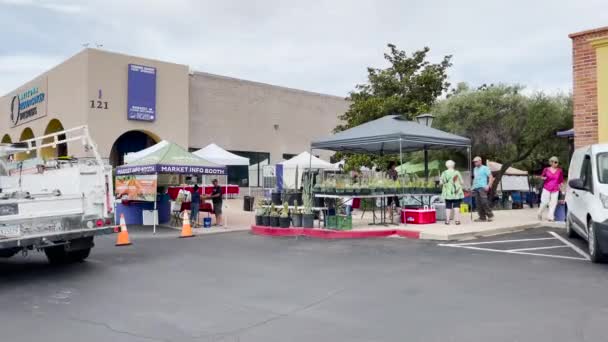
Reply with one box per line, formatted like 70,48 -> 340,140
336,215 -> 352,230
326,215 -> 337,229
460,203 -> 469,213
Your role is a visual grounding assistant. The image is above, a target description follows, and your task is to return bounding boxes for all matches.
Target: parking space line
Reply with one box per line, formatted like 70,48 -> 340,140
443,244 -> 588,261
549,231 -> 591,261
507,245 -> 569,252
438,237 -> 557,247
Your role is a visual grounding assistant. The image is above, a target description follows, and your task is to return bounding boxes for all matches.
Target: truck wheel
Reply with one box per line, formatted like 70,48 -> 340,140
66,248 -> 91,262
0,248 -> 21,258
44,246 -> 68,264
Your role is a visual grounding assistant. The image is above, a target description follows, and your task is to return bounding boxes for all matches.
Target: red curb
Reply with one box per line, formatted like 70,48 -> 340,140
251,226 -> 302,237
395,229 -> 421,239
304,228 -> 396,239
251,226 -> 411,239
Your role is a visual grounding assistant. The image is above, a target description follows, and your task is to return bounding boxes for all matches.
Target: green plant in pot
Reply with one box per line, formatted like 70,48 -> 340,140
269,204 -> 280,227
292,208 -> 303,227
255,201 -> 265,226
261,202 -> 271,226
279,202 -> 291,228
368,180 -> 377,195
302,176 -> 315,228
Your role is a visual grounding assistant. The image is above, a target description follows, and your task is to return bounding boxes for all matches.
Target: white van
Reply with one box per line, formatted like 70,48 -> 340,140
565,144 -> 608,263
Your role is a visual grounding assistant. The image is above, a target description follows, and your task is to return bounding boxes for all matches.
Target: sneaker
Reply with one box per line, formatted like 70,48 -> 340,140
487,216 -> 494,222
474,218 -> 487,222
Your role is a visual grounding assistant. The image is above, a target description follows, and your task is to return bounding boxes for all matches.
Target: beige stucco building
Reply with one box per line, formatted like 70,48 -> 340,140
0,49 -> 349,185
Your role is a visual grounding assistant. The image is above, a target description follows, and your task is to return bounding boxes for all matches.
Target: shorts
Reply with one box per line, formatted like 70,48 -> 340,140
445,199 -> 462,209
213,202 -> 223,215
387,196 -> 400,207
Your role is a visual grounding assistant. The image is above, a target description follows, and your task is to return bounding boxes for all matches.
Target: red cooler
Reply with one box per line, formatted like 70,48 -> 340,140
401,207 -> 436,224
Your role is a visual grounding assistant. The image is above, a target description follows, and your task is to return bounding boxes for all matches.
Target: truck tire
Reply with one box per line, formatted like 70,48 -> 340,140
44,237 -> 94,264
66,248 -> 91,262
0,248 -> 21,258
44,245 -> 68,264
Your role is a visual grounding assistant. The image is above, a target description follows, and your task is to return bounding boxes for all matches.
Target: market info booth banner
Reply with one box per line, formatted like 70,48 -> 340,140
115,175 -> 157,201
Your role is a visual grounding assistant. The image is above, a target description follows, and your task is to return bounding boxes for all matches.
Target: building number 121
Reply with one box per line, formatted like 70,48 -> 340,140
90,100 -> 108,109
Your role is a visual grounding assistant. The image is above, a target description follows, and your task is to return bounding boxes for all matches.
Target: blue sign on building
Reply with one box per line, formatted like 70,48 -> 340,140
127,64 -> 157,121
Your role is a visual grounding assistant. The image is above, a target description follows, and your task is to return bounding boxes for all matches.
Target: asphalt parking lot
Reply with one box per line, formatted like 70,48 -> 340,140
1,227 -> 608,342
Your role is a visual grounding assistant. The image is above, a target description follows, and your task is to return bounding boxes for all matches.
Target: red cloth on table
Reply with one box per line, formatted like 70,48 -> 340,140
180,202 -> 213,213
202,185 -> 239,195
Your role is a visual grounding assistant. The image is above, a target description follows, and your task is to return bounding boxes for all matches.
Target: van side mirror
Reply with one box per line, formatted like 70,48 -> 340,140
569,179 -> 586,191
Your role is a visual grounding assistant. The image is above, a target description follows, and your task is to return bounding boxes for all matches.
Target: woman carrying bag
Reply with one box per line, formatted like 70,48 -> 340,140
537,156 -> 564,222
440,160 -> 465,225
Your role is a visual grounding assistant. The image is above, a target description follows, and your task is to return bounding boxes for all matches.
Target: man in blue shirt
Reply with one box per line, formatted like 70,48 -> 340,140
473,156 -> 494,222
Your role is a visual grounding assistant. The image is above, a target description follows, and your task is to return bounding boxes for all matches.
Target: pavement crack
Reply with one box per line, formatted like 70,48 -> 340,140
199,287 -> 346,342
68,316 -> 170,342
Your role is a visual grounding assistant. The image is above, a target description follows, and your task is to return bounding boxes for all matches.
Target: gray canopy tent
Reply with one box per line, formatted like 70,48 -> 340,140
310,115 -> 472,176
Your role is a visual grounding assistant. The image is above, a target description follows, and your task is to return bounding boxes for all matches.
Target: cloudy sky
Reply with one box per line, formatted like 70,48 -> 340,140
1,0 -> 607,96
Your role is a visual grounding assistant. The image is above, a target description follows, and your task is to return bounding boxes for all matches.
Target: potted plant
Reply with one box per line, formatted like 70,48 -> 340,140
255,202 -> 265,226
302,175 -> 315,228
368,180 -> 377,195
279,202 -> 291,228
292,208 -> 303,227
262,205 -> 271,226
270,207 -> 280,227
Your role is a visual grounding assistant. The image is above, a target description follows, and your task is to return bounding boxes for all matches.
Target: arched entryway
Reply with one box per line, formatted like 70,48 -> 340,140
41,119 -> 68,160
1,134 -> 12,144
16,127 -> 36,161
109,130 -> 160,167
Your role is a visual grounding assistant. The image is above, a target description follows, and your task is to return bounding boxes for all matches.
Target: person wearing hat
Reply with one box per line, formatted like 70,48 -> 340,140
472,156 -> 494,222
538,156 -> 564,221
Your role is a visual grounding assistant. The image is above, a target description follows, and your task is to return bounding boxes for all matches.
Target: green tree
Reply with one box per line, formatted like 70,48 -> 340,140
434,84 -> 572,193
335,44 -> 453,170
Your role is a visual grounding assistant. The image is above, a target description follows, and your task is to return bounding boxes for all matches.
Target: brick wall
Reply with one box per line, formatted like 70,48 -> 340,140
570,27 -> 608,148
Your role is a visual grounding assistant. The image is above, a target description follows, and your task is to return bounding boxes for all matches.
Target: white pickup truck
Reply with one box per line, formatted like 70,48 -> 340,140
0,126 -> 115,263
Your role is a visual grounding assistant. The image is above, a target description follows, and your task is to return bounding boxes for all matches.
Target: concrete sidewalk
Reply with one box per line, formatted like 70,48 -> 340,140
352,208 -> 564,241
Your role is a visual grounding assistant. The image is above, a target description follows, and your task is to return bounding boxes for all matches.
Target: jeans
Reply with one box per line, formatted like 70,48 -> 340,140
538,189 -> 559,220
474,188 -> 493,220
190,202 -> 200,225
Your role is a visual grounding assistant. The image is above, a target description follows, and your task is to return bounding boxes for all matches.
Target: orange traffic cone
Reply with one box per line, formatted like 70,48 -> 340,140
116,214 -> 132,246
180,210 -> 194,238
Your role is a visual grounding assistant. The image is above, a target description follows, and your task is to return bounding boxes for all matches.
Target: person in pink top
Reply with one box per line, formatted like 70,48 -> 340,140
537,156 -> 564,221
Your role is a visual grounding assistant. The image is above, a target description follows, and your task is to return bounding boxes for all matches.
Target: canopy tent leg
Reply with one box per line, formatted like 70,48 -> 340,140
468,147 -> 473,221
224,174 -> 228,227
399,139 -> 403,167
153,172 -> 157,234
424,146 -> 429,181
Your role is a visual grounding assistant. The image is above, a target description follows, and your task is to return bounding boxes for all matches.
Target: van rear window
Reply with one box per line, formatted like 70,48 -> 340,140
598,153 -> 608,184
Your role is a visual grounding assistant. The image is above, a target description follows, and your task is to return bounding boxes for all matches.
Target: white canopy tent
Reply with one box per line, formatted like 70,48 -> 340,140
248,159 -> 269,187
487,161 -> 530,192
278,151 -> 337,189
124,140 -> 170,164
192,143 -> 249,166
